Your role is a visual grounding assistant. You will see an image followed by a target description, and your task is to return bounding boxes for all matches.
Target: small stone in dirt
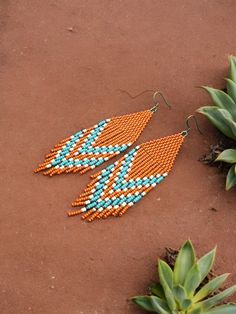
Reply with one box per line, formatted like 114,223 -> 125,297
67,27 -> 76,33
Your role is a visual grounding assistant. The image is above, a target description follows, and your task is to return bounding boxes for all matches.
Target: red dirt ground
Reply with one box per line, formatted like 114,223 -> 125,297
1,1 -> 236,313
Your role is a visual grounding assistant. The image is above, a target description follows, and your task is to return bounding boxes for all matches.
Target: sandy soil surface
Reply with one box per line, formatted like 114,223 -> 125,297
1,1 -> 236,313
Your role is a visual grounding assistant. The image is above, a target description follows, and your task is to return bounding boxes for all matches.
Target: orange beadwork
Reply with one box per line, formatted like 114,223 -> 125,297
68,132 -> 185,222
34,109 -> 154,176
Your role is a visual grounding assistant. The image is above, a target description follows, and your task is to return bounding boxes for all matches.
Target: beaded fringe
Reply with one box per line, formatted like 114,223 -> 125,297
68,133 -> 185,222
34,110 -> 153,176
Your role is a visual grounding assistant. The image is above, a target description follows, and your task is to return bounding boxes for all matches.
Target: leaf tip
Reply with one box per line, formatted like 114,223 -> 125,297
185,239 -> 194,248
229,55 -> 236,62
196,107 -> 206,114
213,245 -> 217,255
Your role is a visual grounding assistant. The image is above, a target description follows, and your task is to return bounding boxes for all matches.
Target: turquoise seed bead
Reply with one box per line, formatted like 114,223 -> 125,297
157,176 -> 164,184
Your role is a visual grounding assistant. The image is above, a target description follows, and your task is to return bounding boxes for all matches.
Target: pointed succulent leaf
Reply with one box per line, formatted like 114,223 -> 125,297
158,260 -> 176,310
174,240 -> 196,285
193,273 -> 230,303
197,248 -> 216,282
229,55 -> 236,83
227,119 -> 236,138
150,296 -> 171,314
172,284 -> 187,305
226,78 -> 236,103
184,264 -> 201,296
216,149 -> 236,164
158,260 -> 174,289
226,165 -> 236,190
197,107 -> 236,140
197,285 -> 236,310
226,119 -> 236,138
188,307 -> 202,314
182,298 -> 192,310
164,288 -> 176,310
173,285 -> 192,310
201,86 -> 236,120
205,304 -> 236,314
150,282 -> 166,299
131,296 -> 155,312
132,295 -> 170,314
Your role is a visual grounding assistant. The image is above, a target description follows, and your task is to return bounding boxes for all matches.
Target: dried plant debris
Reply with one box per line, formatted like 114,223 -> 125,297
199,133 -> 236,169
164,247 -> 179,269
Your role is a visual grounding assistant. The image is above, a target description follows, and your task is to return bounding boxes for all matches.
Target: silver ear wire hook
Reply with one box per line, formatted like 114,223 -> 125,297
181,115 -> 203,136
150,91 -> 172,112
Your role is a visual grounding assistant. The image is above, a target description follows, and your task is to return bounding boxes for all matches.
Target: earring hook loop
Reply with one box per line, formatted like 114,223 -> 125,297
181,115 -> 203,136
150,91 -> 172,113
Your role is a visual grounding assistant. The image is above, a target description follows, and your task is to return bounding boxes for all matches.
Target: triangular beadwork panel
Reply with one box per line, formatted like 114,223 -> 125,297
35,110 -> 153,176
68,133 -> 185,222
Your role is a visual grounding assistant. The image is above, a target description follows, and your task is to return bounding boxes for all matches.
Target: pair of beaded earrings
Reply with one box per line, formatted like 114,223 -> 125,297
35,92 -> 201,222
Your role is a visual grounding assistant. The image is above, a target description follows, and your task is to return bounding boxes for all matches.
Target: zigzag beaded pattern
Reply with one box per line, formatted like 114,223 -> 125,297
68,133 -> 185,222
34,110 -> 153,176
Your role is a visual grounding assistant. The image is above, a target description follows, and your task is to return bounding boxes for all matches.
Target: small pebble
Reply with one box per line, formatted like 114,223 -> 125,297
67,27 -> 75,32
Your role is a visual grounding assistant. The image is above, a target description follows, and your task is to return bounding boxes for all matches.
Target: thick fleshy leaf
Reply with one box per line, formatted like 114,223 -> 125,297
226,78 -> 236,103
158,260 -> 176,310
205,304 -> 236,314
201,86 -> 236,120
173,285 -> 187,305
197,248 -> 216,281
173,285 -> 192,310
174,240 -> 196,285
158,260 -> 173,289
132,296 -> 156,312
229,55 -> 236,83
132,295 -> 170,314
188,307 -> 202,314
197,285 -> 236,310
226,165 -> 236,190
150,282 -> 165,299
172,285 -> 192,310
184,264 -> 201,296
150,296 -> 171,314
182,299 -> 192,310
193,273 -> 230,302
197,106 -> 236,140
216,149 -> 236,164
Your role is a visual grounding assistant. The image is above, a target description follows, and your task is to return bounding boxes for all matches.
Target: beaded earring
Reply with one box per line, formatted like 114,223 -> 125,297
34,92 -> 170,176
68,115 -> 202,222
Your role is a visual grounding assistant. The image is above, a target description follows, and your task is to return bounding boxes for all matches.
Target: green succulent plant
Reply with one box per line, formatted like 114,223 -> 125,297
132,240 -> 236,314
197,56 -> 236,190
